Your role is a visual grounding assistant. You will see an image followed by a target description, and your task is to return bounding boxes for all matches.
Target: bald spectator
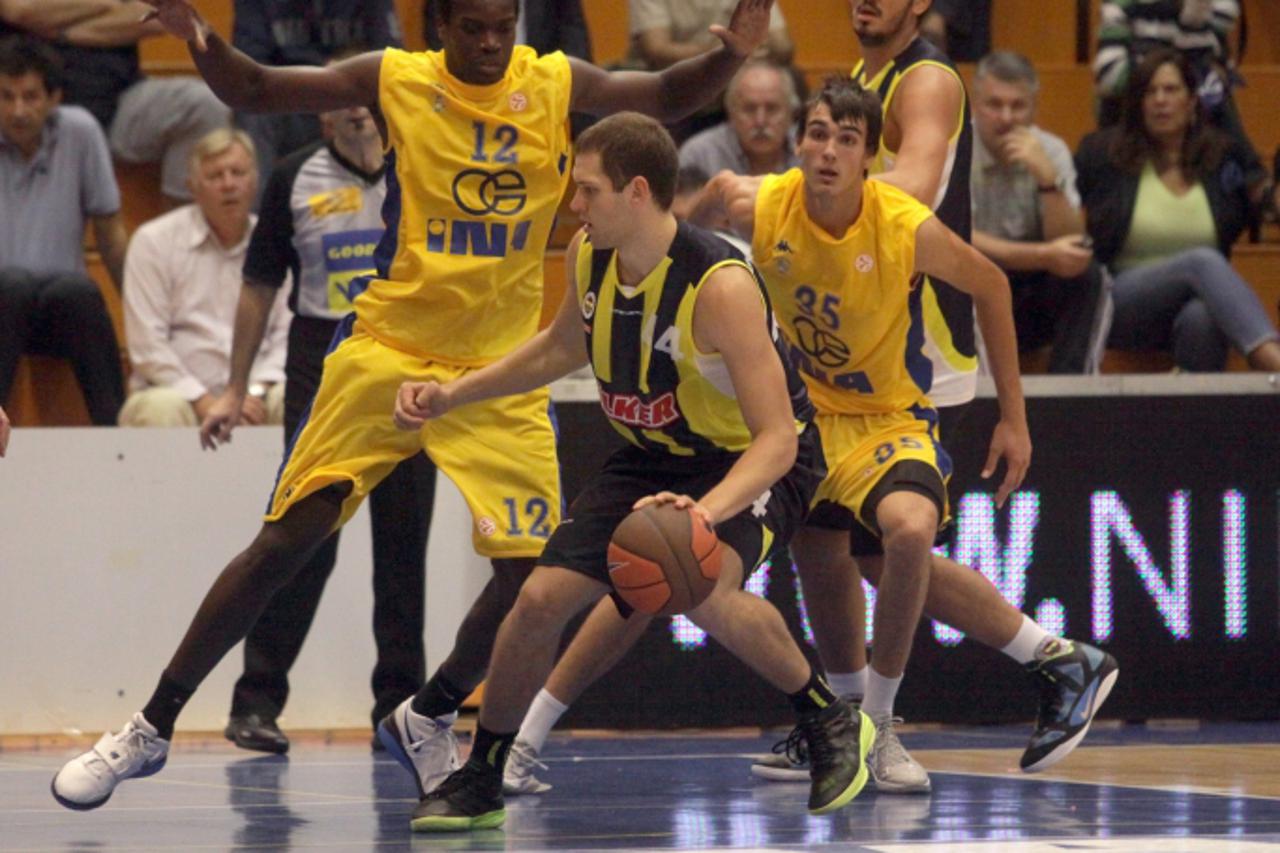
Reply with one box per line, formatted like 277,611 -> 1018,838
679,59 -> 798,179
0,0 -> 230,205
120,128 -> 290,427
627,0 -> 793,70
0,35 -> 126,426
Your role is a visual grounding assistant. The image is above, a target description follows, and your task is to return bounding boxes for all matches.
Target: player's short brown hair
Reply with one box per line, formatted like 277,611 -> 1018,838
799,76 -> 884,155
575,112 -> 679,211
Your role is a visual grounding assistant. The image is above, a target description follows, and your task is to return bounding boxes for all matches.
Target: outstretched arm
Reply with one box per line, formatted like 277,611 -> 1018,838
913,216 -> 1030,507
872,65 -> 962,208
394,232 -> 591,429
690,170 -> 762,242
199,280 -> 276,450
140,1 -> 380,113
684,266 -> 797,525
568,0 -> 773,122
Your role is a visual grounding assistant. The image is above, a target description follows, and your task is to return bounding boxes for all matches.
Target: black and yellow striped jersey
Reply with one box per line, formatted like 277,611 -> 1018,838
853,36 -> 977,406
575,221 -> 814,463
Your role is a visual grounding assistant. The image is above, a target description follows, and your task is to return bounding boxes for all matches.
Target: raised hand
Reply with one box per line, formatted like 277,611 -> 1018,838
710,0 -> 775,58
139,0 -> 210,50
394,381 -> 451,431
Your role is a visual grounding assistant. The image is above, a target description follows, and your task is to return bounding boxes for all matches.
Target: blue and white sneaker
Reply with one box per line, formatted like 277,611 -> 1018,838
51,712 -> 169,810
377,698 -> 460,797
1021,639 -> 1119,772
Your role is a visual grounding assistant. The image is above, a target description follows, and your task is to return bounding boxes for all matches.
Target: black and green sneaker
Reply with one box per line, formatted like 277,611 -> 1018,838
796,698 -> 874,815
410,761 -> 506,832
1021,639 -> 1119,773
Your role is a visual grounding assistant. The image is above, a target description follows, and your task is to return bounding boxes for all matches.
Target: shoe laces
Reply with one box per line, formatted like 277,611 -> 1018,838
1030,663 -> 1068,722
797,707 -> 849,771
507,741 -> 547,777
872,716 -> 911,765
770,725 -> 809,765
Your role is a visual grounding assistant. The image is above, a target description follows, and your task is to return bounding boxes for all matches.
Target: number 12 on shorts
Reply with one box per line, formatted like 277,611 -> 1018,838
503,496 -> 552,538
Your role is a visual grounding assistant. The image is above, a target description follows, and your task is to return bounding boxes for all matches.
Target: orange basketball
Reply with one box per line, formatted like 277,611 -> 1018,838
607,503 -> 722,616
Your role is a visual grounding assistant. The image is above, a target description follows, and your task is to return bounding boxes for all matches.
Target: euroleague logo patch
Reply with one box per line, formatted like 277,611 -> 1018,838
855,253 -> 874,273
581,291 -> 597,319
477,517 -> 498,537
509,92 -> 528,112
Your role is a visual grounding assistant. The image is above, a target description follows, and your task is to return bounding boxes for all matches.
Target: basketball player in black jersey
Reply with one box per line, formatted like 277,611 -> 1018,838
392,112 -> 872,831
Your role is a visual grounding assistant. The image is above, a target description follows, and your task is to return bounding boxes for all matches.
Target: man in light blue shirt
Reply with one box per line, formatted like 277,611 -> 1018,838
0,35 -> 128,424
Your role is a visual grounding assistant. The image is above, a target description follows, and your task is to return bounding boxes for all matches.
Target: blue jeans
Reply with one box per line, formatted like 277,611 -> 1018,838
1108,247 -> 1279,371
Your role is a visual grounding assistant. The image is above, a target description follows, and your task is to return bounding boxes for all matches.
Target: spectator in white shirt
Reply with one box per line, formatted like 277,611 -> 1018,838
120,128 -> 290,427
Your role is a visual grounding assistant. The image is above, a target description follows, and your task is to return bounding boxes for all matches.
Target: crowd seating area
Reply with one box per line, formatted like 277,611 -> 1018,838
8,0 -> 1279,425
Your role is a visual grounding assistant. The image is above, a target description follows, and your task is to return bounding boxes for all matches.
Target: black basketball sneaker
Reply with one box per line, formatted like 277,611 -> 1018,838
796,698 -> 875,814
1021,639 -> 1120,772
410,760 -> 505,832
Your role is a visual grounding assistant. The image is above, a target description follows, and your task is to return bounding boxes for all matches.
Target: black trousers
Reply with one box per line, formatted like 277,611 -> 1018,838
230,316 -> 437,727
1009,261 -> 1106,374
0,267 -> 124,425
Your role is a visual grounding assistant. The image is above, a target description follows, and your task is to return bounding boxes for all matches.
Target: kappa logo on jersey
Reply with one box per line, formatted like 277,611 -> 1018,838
599,390 -> 681,429
775,239 -> 794,254
581,291 -> 597,319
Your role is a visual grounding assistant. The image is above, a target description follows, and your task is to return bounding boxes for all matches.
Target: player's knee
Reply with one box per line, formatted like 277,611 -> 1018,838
508,581 -> 574,637
878,509 -> 937,559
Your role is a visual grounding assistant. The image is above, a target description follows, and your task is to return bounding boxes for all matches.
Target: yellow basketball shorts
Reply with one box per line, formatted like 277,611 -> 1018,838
810,404 -> 951,540
266,322 -> 560,558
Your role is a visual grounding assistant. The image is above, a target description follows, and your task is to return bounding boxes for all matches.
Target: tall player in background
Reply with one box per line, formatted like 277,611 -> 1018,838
51,0 -> 781,826
500,0 -> 1120,797
759,0 -> 1119,787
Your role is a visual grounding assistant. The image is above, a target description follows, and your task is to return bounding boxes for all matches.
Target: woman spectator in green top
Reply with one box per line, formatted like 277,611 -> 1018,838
1076,48 -> 1280,371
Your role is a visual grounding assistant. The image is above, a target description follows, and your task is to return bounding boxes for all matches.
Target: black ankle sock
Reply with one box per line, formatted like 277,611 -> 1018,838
467,724 -> 516,774
788,669 -> 838,716
410,670 -> 469,719
141,673 -> 195,740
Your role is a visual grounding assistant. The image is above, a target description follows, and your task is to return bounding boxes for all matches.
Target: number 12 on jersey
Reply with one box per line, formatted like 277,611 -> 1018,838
472,121 -> 520,164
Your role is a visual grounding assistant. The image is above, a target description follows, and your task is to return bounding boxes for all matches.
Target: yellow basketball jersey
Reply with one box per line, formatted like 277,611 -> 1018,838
356,47 -> 573,365
752,170 -> 935,416
576,222 -> 813,458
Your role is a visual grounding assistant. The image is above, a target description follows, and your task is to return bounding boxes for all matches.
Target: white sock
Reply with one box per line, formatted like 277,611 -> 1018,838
861,668 -> 903,720
1000,615 -> 1054,665
516,688 -> 568,752
825,668 -> 868,701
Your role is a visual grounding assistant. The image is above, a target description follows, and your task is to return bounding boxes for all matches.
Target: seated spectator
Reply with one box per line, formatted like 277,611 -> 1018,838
0,0 -> 230,204
970,51 -> 1107,374
627,0 -> 793,70
679,59 -> 798,179
1094,0 -> 1268,205
120,128 -> 291,426
0,35 -> 126,425
1076,49 -> 1280,372
232,0 -> 401,201
424,0 -> 591,59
